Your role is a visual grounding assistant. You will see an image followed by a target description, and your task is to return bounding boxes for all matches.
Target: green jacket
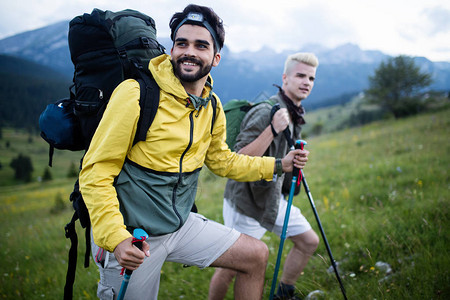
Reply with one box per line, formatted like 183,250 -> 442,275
224,92 -> 304,231
79,54 -> 275,252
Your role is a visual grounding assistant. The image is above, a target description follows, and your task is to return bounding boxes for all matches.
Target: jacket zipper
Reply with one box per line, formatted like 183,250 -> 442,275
172,110 -> 195,230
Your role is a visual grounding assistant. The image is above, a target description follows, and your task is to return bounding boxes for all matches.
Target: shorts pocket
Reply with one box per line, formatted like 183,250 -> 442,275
97,281 -> 115,300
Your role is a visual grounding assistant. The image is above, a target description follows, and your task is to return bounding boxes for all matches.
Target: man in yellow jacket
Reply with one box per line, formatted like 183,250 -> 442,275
79,4 -> 308,300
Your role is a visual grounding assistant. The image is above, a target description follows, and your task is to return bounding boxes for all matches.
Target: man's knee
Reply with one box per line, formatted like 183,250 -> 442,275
254,239 -> 269,264
291,230 -> 319,254
240,234 -> 269,271
307,231 -> 320,251
211,234 -> 268,272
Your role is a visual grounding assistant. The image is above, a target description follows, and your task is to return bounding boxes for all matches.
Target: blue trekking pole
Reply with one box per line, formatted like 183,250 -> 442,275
269,139 -> 305,300
117,228 -> 149,300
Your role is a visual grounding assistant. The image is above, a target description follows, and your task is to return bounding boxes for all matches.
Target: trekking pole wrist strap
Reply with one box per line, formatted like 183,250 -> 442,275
271,122 -> 278,137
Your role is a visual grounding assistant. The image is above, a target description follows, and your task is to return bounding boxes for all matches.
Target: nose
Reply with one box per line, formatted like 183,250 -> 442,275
301,79 -> 310,87
183,44 -> 197,57
304,77 -> 313,86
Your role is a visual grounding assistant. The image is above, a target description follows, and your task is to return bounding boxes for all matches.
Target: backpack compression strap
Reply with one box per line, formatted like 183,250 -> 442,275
64,179 -> 91,300
64,213 -> 78,300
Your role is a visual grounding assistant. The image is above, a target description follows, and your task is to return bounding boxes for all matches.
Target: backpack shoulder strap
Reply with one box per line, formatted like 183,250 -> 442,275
131,62 -> 160,145
210,95 -> 217,134
268,101 -> 294,147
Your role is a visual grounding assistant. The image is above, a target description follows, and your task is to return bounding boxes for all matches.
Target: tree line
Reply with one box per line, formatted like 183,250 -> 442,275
7,151 -> 78,183
0,73 -> 70,131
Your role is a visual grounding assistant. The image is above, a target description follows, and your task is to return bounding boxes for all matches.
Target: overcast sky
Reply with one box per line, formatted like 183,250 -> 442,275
1,0 -> 449,62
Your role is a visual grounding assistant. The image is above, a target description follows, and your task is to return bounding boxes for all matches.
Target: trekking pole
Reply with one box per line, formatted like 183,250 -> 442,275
300,164 -> 348,299
117,228 -> 149,300
269,139 -> 304,300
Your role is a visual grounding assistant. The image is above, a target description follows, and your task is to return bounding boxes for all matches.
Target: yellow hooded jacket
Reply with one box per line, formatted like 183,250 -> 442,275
79,54 -> 275,252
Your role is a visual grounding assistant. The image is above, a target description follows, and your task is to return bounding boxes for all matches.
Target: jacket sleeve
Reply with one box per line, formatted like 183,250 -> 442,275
204,97 -> 275,181
79,79 -> 140,252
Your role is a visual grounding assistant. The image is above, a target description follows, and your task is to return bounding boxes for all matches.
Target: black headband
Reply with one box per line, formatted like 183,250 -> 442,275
173,12 -> 220,51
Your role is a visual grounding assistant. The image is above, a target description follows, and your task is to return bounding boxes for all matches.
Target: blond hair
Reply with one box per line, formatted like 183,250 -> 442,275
284,52 -> 319,74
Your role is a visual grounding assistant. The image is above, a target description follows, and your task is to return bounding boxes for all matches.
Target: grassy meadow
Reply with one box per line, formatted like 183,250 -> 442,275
0,107 -> 449,299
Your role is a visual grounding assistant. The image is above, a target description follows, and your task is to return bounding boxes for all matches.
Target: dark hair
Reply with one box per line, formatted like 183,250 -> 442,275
169,4 -> 225,52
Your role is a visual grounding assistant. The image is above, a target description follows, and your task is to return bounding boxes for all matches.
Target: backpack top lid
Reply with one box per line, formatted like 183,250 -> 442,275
68,8 -> 161,65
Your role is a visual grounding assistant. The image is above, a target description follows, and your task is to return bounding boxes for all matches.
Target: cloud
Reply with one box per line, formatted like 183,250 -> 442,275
421,6 -> 450,35
0,0 -> 449,61
215,1 -> 358,53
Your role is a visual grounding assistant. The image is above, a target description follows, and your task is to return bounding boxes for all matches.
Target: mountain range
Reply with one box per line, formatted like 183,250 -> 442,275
0,19 -> 449,115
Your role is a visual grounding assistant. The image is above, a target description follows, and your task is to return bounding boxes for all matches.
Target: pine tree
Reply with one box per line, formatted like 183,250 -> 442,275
43,167 -> 53,181
10,153 -> 34,182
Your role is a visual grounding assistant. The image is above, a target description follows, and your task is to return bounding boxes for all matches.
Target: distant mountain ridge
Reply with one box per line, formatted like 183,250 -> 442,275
0,21 -> 72,77
0,19 -> 449,111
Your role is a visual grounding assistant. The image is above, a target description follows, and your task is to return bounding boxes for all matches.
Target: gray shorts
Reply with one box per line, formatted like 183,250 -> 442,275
91,213 -> 240,299
223,195 -> 312,239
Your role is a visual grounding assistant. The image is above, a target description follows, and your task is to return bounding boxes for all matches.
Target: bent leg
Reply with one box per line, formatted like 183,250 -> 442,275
210,234 -> 269,300
91,232 -> 168,300
281,229 -> 319,285
209,268 -> 237,300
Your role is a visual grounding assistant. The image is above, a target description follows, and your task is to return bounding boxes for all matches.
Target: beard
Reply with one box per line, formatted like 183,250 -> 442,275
172,56 -> 213,83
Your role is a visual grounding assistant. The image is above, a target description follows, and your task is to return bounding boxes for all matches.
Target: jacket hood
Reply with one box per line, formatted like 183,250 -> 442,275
148,54 -> 214,100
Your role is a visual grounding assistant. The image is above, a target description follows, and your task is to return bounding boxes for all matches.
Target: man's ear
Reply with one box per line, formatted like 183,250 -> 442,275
282,73 -> 287,85
212,52 -> 221,67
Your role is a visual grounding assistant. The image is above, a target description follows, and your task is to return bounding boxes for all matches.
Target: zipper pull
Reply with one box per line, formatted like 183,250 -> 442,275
195,106 -> 202,117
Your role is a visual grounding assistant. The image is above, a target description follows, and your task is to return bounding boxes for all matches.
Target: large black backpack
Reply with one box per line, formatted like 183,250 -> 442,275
39,8 -> 166,300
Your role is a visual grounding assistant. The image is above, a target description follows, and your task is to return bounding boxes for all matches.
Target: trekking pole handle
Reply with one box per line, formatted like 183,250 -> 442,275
124,228 -> 149,276
292,139 -> 307,177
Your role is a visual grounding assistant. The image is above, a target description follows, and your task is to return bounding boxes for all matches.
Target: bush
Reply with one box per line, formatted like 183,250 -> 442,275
42,167 -> 52,181
9,153 -> 34,182
311,122 -> 324,136
50,192 -> 66,214
67,161 -> 79,178
346,109 -> 388,127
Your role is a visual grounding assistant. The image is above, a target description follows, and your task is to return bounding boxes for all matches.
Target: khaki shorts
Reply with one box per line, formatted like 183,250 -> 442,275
91,213 -> 240,299
223,195 -> 312,239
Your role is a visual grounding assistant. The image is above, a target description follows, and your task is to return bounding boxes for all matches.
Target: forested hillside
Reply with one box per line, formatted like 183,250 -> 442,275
0,55 -> 71,130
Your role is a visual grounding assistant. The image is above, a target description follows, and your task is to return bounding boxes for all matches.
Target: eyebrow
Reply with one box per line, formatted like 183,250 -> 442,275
175,37 -> 211,46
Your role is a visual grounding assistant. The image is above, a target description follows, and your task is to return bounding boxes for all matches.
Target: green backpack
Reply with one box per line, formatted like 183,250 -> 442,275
224,99 -> 276,151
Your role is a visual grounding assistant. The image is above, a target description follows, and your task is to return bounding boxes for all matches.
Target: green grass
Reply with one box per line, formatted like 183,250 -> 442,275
1,108 -> 449,299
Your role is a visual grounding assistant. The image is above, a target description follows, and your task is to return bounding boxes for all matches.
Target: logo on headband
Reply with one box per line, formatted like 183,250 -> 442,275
186,12 -> 203,22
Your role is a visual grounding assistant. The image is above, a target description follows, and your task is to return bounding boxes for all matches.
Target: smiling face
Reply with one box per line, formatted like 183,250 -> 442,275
170,24 -> 221,84
282,61 -> 317,104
